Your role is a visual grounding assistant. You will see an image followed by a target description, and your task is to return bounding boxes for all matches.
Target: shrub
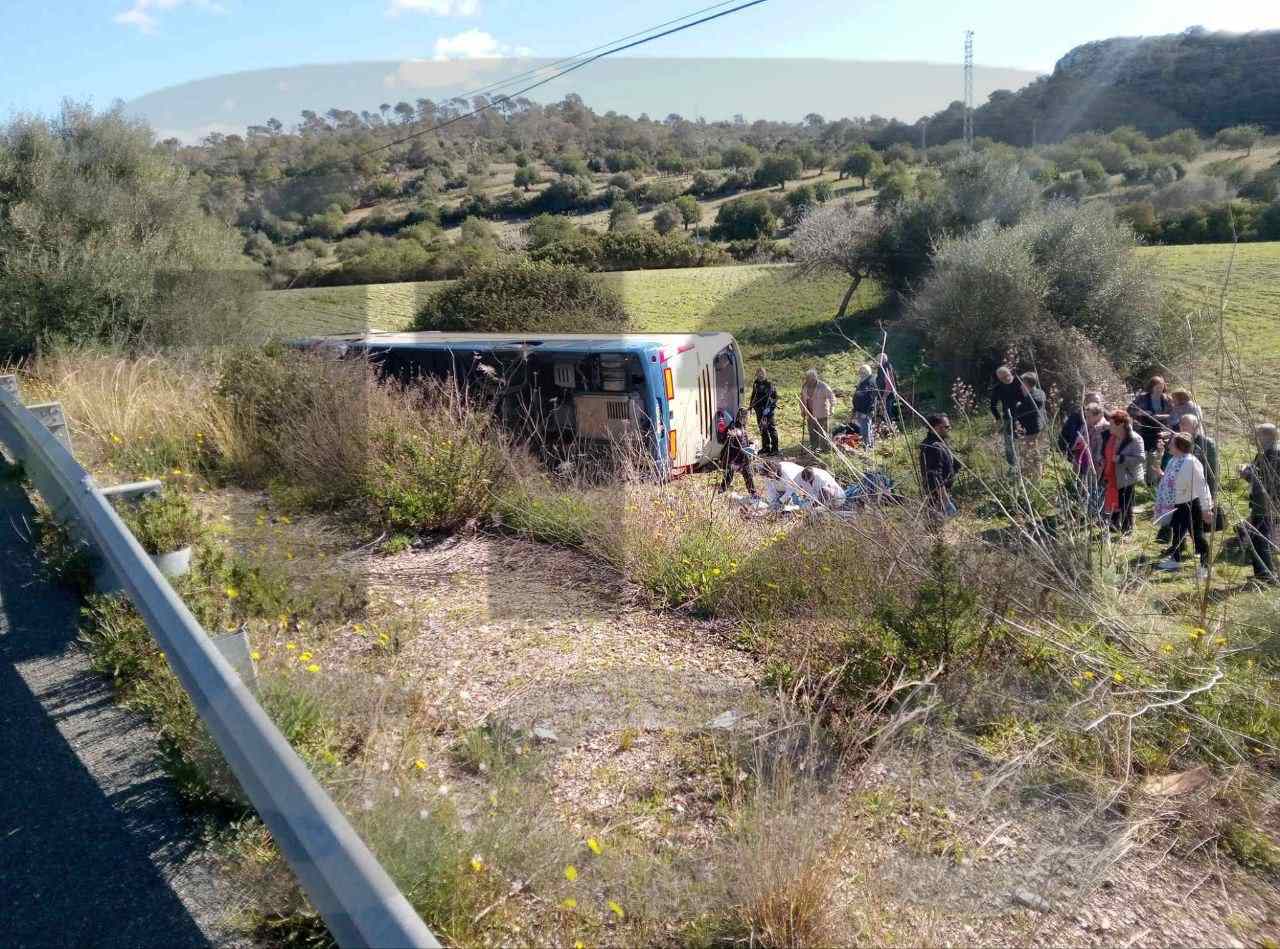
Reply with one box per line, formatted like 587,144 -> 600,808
712,196 -> 777,241
908,202 -> 1170,388
414,259 -> 628,334
118,492 -> 204,555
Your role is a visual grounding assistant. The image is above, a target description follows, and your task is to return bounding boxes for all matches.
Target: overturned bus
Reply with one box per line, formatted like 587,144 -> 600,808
303,330 -> 746,478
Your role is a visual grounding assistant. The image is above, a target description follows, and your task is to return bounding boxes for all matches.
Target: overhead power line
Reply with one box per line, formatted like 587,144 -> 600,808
419,0 -> 749,110
296,0 -> 772,178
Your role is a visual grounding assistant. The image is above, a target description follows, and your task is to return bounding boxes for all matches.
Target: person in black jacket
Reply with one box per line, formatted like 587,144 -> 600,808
852,364 -> 877,448
718,408 -> 759,496
1241,423 -> 1280,583
748,368 -> 779,456
919,413 -> 956,525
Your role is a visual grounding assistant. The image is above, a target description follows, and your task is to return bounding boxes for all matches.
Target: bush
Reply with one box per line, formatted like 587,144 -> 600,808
712,196 -> 777,241
118,492 -> 204,555
908,202 -> 1169,388
0,103 -> 256,355
414,259 -> 628,334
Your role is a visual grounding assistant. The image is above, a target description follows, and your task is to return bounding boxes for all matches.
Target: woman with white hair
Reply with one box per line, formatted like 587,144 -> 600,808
799,368 -> 836,453
851,363 -> 877,448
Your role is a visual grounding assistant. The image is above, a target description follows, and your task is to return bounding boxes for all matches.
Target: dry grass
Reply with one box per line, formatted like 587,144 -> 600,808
23,348 -> 229,479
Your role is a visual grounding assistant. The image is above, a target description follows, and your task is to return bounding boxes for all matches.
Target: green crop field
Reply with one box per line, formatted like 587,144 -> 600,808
1138,241 -> 1280,427
251,280 -> 453,336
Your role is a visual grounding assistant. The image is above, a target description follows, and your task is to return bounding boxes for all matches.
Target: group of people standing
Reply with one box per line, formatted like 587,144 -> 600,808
912,366 -> 1280,584
747,356 -> 898,457
726,358 -> 1280,586
1056,374 -> 1280,582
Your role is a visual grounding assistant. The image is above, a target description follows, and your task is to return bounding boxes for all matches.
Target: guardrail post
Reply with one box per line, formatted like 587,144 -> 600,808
26,403 -> 73,455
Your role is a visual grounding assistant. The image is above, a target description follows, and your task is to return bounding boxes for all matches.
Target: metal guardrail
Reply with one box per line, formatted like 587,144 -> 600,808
0,379 -> 439,949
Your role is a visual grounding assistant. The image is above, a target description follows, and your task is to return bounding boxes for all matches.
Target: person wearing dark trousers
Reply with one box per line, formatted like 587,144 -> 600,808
919,413 -> 957,527
1100,410 -> 1144,534
1241,423 -> 1280,583
852,364 -> 877,448
748,368 -> 779,456
718,408 -> 758,496
1152,432 -> 1214,580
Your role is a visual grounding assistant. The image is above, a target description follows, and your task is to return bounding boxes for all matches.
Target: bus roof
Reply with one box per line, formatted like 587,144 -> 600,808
302,330 -> 735,356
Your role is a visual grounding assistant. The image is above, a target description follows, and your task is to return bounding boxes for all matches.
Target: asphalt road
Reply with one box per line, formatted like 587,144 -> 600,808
0,477 -> 237,948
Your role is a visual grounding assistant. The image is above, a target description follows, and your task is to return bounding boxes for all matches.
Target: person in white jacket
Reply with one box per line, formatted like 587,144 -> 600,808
1152,431 -> 1214,578
759,459 -> 805,505
797,465 -> 843,506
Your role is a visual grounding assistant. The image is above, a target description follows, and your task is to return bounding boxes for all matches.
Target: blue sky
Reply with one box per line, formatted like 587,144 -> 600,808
6,0 -> 1278,119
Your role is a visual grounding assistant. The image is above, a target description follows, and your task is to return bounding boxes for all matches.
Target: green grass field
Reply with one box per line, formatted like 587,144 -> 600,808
1138,242 -> 1280,428
253,241 -> 1280,429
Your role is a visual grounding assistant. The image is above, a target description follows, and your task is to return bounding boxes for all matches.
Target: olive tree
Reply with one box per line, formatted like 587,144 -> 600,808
0,102 -> 254,355
791,202 -> 888,317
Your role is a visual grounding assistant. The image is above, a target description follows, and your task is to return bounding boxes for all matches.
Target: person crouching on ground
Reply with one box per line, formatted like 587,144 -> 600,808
1100,410 -> 1144,534
1240,423 -> 1280,585
852,363 -> 877,449
759,458 -> 804,506
919,413 -> 957,525
800,368 -> 836,453
797,465 -> 843,506
717,408 -> 758,497
1152,432 -> 1214,580
749,368 -> 780,456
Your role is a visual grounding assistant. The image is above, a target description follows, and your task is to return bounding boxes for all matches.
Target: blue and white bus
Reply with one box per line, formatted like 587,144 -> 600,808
303,330 -> 746,478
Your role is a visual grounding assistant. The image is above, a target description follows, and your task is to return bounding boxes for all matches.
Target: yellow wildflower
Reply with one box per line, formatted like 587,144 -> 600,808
250,650 -> 261,661
1214,636 -> 1227,646
608,900 -> 625,920
561,898 -> 577,910
1083,670 -> 1094,680
414,759 -> 427,771
225,586 -> 239,599
299,651 -> 312,662
587,837 -> 602,856
285,642 -> 297,651
564,865 -> 578,882
306,664 -> 320,673
1112,672 -> 1125,684
470,855 -> 484,873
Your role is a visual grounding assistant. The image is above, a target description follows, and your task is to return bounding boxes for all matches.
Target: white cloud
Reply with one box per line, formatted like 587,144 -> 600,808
113,0 -> 224,34
433,29 -> 509,60
388,0 -> 479,15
